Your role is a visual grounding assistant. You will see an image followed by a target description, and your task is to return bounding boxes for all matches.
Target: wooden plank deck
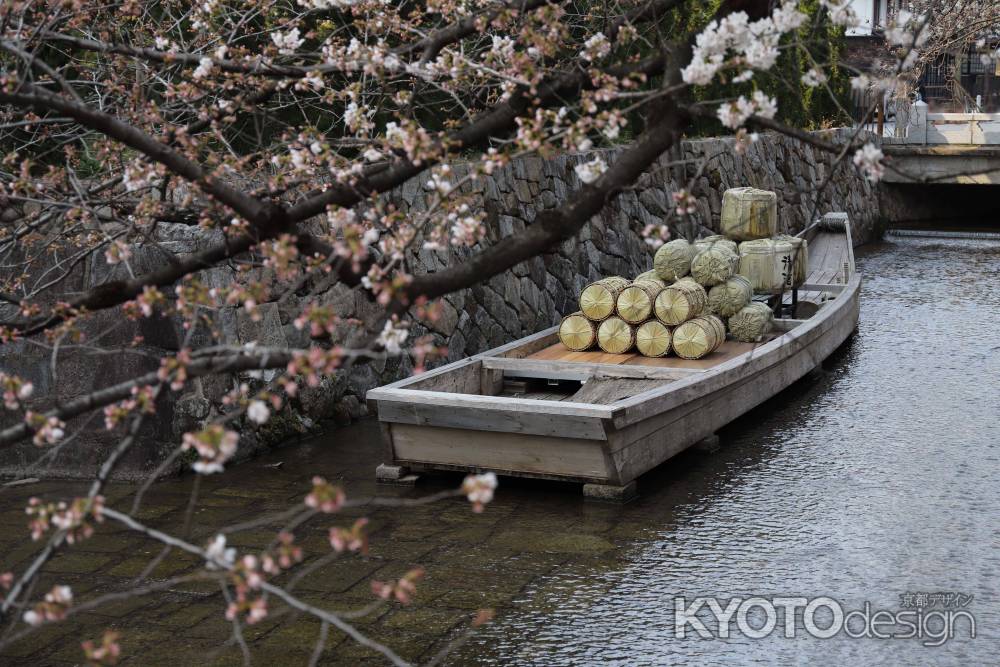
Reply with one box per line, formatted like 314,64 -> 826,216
525,338 -> 776,371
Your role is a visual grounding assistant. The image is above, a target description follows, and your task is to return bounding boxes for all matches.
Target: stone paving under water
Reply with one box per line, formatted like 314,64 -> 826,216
1,233 -> 999,665
0,418 -> 649,666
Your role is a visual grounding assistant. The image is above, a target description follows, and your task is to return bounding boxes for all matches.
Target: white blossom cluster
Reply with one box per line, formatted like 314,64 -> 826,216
801,67 -> 828,87
122,161 -> 156,192
819,0 -> 860,28
377,319 -> 409,354
298,0 -> 357,8
574,156 -> 608,184
853,143 -> 885,182
205,534 -> 237,569
885,10 -> 929,70
193,56 -> 214,79
681,2 -> 807,86
321,38 -> 403,75
247,400 -> 270,425
716,91 -> 778,130
579,32 -> 611,62
490,35 -> 516,61
272,28 -> 304,55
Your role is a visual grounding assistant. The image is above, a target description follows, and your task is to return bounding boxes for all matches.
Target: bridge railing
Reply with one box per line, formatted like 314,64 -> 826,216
887,101 -> 1000,145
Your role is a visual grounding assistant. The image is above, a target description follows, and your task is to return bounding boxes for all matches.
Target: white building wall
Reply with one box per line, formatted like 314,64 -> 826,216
846,0 -> 876,37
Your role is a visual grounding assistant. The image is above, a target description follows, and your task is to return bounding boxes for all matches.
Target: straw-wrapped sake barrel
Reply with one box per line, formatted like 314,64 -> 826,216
773,234 -> 809,287
728,302 -> 774,343
653,240 -> 696,282
616,280 -> 663,324
579,276 -> 630,321
654,279 -> 707,325
694,235 -> 739,255
703,314 -> 726,350
634,270 -> 667,286
672,316 -> 724,360
558,312 -> 597,351
720,187 -> 777,241
737,239 -> 796,293
691,246 -> 739,287
635,320 -> 673,358
708,274 -> 753,318
597,316 -> 636,354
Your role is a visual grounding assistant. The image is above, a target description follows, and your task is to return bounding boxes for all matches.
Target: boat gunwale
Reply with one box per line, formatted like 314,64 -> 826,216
367,387 -> 615,419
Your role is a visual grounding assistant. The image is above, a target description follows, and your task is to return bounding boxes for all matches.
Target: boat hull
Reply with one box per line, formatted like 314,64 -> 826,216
367,214 -> 860,492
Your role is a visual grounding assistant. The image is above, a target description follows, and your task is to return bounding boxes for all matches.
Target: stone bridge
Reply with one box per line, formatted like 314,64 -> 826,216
882,101 -> 1000,184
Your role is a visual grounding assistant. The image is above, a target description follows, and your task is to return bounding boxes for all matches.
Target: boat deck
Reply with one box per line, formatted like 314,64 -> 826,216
526,338 -> 777,371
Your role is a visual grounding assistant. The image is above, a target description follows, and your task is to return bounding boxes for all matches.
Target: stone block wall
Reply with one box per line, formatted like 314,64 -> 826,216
0,129 -> 883,479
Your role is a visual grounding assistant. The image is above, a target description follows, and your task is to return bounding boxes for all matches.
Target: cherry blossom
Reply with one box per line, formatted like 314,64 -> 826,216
574,157 -> 608,185
205,534 -> 236,570
801,68 -> 828,88
580,33 -> 611,62
81,631 -> 121,666
262,532 -> 304,574
1,372 -> 33,409
820,0 -> 860,28
641,224 -> 672,249
181,425 -> 239,474
377,319 -> 409,355
371,567 -> 424,604
716,91 -> 777,130
28,496 -> 106,544
24,585 -> 73,626
192,57 -> 214,79
305,476 -> 346,513
853,143 -> 885,182
24,412 -> 66,446
672,189 -> 698,216
462,472 -> 498,513
329,518 -> 369,554
104,241 -> 132,266
246,401 -> 270,425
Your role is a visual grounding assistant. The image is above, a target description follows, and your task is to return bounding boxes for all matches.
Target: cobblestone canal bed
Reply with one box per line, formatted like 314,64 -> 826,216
2,233 -> 999,665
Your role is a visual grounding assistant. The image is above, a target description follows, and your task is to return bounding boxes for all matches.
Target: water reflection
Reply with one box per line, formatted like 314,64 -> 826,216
447,235 -> 1000,665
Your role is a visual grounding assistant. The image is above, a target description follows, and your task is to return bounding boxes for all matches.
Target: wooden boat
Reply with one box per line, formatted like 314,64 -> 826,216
367,213 -> 860,500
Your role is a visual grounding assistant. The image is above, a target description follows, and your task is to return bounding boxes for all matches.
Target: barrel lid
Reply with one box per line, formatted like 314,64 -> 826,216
739,238 -> 793,253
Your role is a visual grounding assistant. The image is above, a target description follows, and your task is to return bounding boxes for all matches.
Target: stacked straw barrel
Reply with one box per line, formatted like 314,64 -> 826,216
579,276 -> 630,321
556,187 -> 789,358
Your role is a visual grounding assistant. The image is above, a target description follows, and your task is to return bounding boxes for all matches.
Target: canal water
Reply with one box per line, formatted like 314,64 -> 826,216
4,234 -> 997,665
438,233 -> 1000,664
